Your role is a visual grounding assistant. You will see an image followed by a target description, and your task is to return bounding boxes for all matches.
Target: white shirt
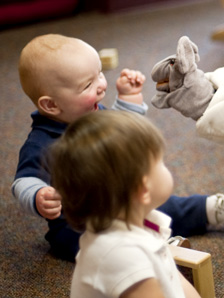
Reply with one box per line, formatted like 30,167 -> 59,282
71,210 -> 185,298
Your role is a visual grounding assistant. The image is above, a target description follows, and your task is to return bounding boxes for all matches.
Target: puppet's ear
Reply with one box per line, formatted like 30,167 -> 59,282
38,96 -> 61,116
176,36 -> 200,74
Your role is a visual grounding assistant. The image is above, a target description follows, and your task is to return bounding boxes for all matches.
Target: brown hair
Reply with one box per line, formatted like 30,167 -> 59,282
50,110 -> 165,233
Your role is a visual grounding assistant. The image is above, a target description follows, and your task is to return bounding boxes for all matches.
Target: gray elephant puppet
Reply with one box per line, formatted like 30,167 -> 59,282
151,36 -> 224,143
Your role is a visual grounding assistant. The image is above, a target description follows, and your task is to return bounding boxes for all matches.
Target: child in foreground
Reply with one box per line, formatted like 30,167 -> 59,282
50,110 -> 201,298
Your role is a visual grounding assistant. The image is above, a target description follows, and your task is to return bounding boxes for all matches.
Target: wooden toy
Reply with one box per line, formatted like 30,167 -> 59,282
99,48 -> 118,70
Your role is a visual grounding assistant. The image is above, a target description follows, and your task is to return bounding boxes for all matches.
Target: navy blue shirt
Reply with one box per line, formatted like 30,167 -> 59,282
15,105 -> 106,184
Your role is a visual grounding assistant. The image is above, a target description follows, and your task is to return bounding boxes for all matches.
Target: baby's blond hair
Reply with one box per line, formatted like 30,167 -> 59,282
19,34 -> 89,105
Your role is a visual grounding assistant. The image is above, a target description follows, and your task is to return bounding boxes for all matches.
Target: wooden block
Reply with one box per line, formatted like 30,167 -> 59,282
211,24 -> 224,40
169,245 -> 216,298
99,48 -> 118,70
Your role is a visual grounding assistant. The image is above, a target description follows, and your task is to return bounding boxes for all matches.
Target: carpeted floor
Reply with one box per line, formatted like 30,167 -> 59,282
0,0 -> 224,297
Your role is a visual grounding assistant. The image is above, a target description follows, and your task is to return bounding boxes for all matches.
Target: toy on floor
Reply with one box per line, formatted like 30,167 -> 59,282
99,48 -> 118,70
151,36 -> 224,143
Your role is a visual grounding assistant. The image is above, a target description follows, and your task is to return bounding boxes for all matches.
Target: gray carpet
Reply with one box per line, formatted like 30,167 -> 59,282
1,0 -> 224,297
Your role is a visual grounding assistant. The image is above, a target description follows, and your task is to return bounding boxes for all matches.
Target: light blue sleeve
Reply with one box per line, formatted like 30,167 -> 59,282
112,97 -> 148,115
11,177 -> 48,217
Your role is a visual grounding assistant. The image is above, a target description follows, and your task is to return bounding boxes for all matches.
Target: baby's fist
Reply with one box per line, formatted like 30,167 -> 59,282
116,68 -> 145,104
36,186 -> 62,219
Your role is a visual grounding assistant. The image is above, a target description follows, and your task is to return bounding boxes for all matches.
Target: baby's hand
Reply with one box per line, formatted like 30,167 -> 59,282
116,68 -> 145,104
36,186 -> 62,219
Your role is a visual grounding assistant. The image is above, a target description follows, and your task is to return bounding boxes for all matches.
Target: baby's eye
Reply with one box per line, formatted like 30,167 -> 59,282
84,82 -> 91,90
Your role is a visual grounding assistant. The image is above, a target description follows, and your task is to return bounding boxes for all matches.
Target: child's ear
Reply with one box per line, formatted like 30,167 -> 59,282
38,96 -> 61,116
138,175 -> 151,205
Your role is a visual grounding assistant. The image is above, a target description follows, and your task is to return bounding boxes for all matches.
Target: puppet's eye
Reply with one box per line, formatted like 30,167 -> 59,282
170,59 -> 175,65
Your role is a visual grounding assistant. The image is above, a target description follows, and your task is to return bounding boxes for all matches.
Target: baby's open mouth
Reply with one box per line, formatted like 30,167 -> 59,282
94,103 -> 98,111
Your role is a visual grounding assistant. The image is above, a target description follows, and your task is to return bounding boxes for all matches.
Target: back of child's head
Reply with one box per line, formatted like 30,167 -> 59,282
50,110 -> 165,233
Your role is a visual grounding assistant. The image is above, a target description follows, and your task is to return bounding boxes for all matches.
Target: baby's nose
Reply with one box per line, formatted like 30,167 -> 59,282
97,80 -> 107,94
97,86 -> 105,95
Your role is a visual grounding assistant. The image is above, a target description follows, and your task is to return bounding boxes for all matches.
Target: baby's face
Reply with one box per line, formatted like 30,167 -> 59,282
47,40 -> 107,123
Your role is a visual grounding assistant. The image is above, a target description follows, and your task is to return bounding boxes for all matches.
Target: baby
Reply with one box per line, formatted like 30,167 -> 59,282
12,34 -> 147,261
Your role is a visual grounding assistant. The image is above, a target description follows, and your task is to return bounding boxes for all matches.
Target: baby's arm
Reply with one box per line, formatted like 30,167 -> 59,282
120,278 -> 165,298
12,177 -> 62,219
120,273 -> 201,298
179,272 -> 201,298
116,68 -> 146,104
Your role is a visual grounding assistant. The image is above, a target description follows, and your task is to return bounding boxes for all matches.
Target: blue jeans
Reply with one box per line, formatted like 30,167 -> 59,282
45,194 -> 208,262
158,194 -> 207,236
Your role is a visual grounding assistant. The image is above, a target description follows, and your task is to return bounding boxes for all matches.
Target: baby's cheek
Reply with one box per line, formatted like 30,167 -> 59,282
88,96 -> 97,105
83,95 -> 97,109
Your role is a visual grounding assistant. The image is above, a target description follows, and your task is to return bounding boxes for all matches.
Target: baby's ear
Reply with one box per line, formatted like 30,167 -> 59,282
176,36 -> 199,74
138,175 -> 151,205
38,96 -> 60,116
